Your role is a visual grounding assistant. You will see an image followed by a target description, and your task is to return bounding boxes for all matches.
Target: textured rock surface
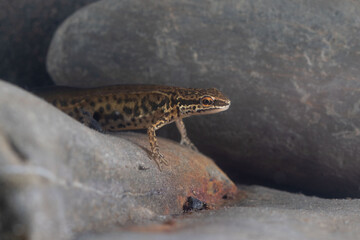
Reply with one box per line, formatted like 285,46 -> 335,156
79,185 -> 360,240
0,80 -> 237,240
47,0 -> 360,197
0,0 -> 98,87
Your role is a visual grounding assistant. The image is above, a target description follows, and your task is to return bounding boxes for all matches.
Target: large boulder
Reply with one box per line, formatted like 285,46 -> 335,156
47,0 -> 360,197
0,80 -> 237,239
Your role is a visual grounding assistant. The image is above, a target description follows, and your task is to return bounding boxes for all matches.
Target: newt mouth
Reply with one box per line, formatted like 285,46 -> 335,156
193,104 -> 230,115
209,105 -> 230,113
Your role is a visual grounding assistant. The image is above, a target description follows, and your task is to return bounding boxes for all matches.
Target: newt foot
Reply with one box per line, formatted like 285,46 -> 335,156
152,151 -> 169,171
180,139 -> 199,152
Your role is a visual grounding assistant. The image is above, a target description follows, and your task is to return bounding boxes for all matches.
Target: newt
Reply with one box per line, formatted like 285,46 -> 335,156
35,85 -> 231,170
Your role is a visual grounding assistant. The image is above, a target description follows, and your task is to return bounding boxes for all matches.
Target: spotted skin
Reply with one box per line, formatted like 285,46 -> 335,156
35,85 -> 231,170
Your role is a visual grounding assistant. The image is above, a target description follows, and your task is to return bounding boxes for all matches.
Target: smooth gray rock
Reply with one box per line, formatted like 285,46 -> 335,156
47,0 -> 360,197
0,80 -> 236,240
78,185 -> 360,240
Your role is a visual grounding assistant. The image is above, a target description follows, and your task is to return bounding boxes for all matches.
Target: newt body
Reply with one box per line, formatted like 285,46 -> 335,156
36,85 -> 230,170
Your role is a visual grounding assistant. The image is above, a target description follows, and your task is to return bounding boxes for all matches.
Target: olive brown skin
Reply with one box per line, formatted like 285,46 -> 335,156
35,84 -> 231,170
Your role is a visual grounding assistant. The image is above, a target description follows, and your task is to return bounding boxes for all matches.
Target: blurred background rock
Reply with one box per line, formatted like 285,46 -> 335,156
0,0 -> 98,88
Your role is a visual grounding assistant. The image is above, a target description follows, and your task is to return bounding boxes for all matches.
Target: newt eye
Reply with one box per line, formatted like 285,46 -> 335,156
201,96 -> 214,107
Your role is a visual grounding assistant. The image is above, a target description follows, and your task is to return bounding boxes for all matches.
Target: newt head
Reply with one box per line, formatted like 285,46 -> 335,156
176,87 -> 231,117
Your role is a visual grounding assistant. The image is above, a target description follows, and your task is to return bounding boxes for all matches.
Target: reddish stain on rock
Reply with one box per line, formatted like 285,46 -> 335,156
119,132 -> 240,213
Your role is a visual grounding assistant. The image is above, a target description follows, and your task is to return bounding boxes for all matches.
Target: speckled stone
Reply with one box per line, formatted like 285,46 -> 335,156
47,0 -> 360,197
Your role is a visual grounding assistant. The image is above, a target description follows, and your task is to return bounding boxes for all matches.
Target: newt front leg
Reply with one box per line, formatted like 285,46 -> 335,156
147,126 -> 169,170
176,119 -> 198,152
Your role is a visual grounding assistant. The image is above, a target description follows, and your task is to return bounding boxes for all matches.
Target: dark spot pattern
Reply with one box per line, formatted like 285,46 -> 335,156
117,98 -> 122,104
171,97 -> 177,107
149,101 -> 158,111
106,104 -> 111,111
112,111 -> 124,121
125,98 -> 135,103
93,112 -> 101,122
104,114 -> 111,123
60,100 -> 68,107
123,106 -> 132,115
141,104 -> 149,114
196,109 -> 208,113
117,124 -> 125,128
178,99 -> 199,106
99,107 -> 104,113
90,101 -> 95,107
134,105 -> 140,117
158,98 -> 169,109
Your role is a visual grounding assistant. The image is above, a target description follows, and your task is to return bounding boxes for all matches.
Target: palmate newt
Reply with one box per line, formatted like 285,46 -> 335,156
36,85 -> 231,170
